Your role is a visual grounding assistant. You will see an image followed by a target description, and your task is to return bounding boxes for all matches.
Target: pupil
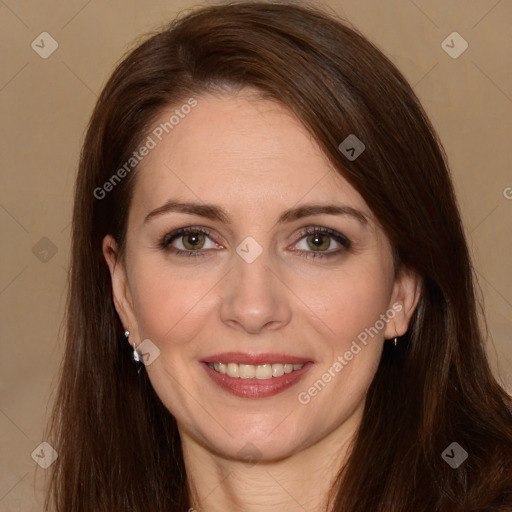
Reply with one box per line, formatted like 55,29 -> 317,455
309,234 -> 327,250
185,233 -> 203,249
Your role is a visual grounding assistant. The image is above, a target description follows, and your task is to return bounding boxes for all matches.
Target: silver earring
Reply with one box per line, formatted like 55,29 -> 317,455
393,336 -> 398,347
125,330 -> 141,363
132,343 -> 141,362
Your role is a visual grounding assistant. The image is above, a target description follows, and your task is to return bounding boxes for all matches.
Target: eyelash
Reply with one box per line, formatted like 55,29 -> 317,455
158,226 -> 351,260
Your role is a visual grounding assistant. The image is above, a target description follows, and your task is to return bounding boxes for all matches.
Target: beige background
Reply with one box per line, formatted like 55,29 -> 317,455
0,0 -> 511,510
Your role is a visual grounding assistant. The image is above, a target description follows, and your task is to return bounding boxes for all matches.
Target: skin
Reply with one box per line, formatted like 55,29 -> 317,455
103,88 -> 421,512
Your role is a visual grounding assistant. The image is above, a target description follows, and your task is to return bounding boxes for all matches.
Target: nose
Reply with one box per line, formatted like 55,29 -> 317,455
219,249 -> 292,335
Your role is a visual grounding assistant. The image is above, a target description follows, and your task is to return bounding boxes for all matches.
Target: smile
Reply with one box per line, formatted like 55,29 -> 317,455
207,362 -> 304,379
201,356 -> 314,398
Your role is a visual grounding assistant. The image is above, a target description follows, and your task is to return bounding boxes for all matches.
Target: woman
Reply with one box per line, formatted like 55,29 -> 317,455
43,1 -> 512,511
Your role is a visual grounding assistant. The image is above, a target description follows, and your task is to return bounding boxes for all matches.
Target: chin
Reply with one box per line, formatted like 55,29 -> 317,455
190,417 -> 314,463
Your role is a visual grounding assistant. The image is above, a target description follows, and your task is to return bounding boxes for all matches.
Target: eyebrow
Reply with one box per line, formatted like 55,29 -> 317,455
143,200 -> 369,226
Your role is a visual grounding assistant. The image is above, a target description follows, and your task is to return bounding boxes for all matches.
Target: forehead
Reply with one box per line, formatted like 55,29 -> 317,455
128,90 -> 372,226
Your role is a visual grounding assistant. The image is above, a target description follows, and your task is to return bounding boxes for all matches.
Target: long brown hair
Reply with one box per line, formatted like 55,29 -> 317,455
43,2 -> 512,510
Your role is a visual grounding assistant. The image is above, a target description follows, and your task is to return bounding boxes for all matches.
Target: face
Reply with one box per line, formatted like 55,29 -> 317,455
103,88 -> 420,462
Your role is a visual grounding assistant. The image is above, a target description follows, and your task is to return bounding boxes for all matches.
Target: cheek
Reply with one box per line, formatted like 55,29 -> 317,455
331,281 -> 390,336
301,261 -> 394,348
128,260 -> 214,344
293,269 -> 392,422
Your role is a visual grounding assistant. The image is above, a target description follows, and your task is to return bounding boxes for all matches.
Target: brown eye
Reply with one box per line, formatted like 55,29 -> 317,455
159,227 -> 218,257
306,233 -> 331,251
182,231 -> 206,250
293,227 -> 351,260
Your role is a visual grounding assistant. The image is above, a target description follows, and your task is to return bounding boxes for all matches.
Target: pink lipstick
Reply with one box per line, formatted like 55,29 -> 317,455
200,352 -> 314,399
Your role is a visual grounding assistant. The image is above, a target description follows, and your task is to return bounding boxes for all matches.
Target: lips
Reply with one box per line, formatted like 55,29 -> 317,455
200,352 -> 314,399
202,352 -> 312,365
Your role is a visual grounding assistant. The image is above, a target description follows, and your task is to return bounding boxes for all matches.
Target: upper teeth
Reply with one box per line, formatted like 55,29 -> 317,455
208,362 -> 304,379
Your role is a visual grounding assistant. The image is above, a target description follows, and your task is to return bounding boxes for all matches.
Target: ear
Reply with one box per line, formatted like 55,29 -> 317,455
384,265 -> 422,339
102,234 -> 140,344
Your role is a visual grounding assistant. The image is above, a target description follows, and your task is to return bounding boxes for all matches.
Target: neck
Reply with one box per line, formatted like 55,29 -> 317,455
180,405 -> 363,512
